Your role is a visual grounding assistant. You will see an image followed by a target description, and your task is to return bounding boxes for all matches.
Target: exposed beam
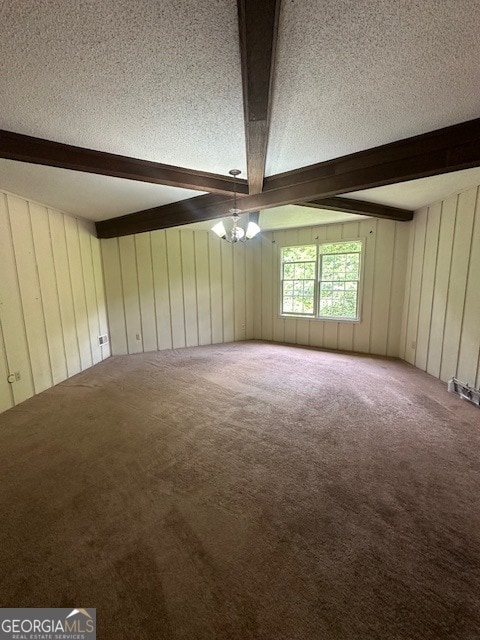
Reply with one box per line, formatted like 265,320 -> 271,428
237,0 -> 280,194
254,117 -> 480,208
96,118 -> 480,237
0,130 -> 248,196
96,194 -> 409,239
302,197 -> 413,221
96,193 -> 235,238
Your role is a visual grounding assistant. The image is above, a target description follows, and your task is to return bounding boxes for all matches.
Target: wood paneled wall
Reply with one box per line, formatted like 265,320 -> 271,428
101,229 -> 255,355
252,218 -> 410,356
401,186 -> 480,386
0,191 -> 110,414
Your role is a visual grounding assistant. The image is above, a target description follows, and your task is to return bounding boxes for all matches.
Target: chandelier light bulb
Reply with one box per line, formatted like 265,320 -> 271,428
211,169 -> 261,243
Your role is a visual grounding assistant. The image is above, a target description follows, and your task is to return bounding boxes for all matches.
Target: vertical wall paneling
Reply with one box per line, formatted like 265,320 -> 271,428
399,214 -> 416,360
439,189 -> 476,381
370,219 -> 395,356
457,190 -> 480,386
8,195 -> 53,393
135,233 -> 158,352
221,241 -> 235,343
101,238 -> 128,356
403,185 -> 480,384
64,214 -> 93,369
181,230 -> 199,348
426,197 -> 457,377
233,242 -> 246,341
165,230 -> 186,349
91,234 -> 111,360
353,218 -> 377,354
78,218 -> 103,365
386,222 -> 409,357
49,210 -> 83,374
118,236 -> 142,354
0,194 -> 35,404
208,232 -> 224,344
194,232 -> 212,346
102,229 -> 252,356
252,236 -> 262,339
260,234 -> 274,341
414,203 -> 441,371
0,320 -> 13,413
245,241 -> 255,339
151,230 -> 173,351
403,208 -> 428,365
0,190 -> 110,412
30,203 -> 69,383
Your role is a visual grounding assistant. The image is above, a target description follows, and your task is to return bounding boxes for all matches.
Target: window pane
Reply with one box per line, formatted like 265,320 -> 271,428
304,262 -> 315,279
283,263 -> 295,279
321,241 -> 362,254
304,281 -> 314,297
282,245 -> 317,262
294,263 -> 306,279
281,242 -> 363,318
282,278 -> 315,316
293,297 -> 304,314
319,281 -> 358,318
321,255 -> 335,279
345,254 -> 359,279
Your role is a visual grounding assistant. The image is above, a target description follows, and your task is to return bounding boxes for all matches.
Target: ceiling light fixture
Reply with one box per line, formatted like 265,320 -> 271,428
211,169 -> 261,242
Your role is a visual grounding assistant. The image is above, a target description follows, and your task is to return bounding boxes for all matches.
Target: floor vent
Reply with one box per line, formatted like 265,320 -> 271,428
448,378 -> 480,407
98,334 -> 109,346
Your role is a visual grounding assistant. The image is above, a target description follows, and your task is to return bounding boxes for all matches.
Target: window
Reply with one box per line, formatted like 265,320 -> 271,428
281,240 -> 362,320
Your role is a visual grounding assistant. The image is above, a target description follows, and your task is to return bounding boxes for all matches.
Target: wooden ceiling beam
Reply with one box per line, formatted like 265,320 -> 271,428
238,0 -> 280,194
96,118 -> 480,237
303,197 -> 413,221
0,130 -> 248,196
246,117 -> 480,210
96,193 -> 235,238
95,194 -> 411,239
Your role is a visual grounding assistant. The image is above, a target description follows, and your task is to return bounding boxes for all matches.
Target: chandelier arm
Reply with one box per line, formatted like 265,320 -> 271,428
212,169 -> 260,242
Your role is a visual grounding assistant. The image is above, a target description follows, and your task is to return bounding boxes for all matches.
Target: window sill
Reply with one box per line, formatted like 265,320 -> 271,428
279,314 -> 361,323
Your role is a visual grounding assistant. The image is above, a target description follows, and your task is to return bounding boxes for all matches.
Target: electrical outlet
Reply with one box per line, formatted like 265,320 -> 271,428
14,371 -> 21,381
241,323 -> 246,330
136,333 -> 141,341
411,341 -> 416,350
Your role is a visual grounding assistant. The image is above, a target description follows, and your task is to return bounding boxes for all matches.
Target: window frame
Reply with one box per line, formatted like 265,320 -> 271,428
279,238 -> 365,322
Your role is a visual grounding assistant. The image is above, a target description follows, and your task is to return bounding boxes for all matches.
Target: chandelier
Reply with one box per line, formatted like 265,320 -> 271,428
211,169 -> 261,242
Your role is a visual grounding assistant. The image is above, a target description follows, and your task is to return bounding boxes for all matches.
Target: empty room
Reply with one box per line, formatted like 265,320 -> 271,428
1,1 -> 480,639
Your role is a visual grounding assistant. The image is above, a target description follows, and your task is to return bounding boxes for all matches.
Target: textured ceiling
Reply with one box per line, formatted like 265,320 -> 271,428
184,206 -> 364,232
345,167 -> 480,210
0,160 -> 204,221
0,0 -> 246,174
1,0 -> 480,224
266,0 -> 480,175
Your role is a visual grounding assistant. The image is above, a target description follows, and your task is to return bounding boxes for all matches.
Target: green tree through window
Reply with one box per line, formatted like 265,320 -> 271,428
281,245 -> 316,315
281,241 -> 362,319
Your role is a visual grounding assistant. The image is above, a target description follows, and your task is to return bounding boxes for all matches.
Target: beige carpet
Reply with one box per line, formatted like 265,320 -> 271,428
0,341 -> 479,639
